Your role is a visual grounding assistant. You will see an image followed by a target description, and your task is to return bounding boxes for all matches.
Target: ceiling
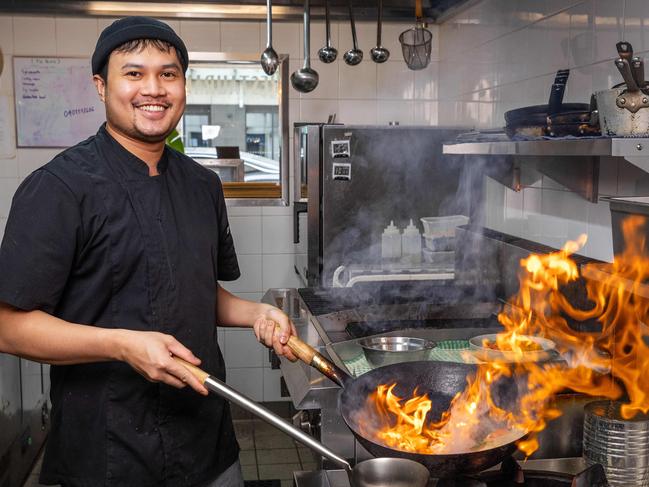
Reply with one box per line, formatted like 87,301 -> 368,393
0,0 -> 475,22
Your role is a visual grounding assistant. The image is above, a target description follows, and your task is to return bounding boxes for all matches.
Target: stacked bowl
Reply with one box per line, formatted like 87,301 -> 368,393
583,400 -> 649,486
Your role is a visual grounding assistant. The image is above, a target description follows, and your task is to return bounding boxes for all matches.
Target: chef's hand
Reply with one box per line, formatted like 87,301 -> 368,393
252,306 -> 298,362
116,330 -> 208,396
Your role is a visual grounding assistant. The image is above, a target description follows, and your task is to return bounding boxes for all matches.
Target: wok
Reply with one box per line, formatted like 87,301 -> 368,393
260,332 -> 525,477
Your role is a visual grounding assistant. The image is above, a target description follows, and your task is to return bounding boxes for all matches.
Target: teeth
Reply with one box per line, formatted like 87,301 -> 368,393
138,105 -> 165,112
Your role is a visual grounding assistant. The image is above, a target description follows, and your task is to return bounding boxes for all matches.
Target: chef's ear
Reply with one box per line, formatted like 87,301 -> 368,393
93,74 -> 106,102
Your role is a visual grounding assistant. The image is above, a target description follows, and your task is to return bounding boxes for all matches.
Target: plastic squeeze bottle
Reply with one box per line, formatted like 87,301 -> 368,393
381,220 -> 401,260
401,219 -> 422,264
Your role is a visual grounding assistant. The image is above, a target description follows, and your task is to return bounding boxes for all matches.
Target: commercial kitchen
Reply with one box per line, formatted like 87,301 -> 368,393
1,0 -> 649,486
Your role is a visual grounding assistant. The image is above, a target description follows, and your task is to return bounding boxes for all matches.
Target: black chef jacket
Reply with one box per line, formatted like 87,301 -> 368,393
0,124 -> 241,487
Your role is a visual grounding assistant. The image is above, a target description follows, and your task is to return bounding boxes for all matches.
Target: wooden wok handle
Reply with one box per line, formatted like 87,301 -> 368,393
173,357 -> 210,384
275,325 -> 347,388
415,0 -> 423,20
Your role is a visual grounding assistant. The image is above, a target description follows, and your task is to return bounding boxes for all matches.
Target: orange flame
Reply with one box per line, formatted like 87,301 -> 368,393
361,216 -> 649,456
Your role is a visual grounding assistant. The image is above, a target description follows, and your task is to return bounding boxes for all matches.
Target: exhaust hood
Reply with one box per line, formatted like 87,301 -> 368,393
0,0 -> 475,22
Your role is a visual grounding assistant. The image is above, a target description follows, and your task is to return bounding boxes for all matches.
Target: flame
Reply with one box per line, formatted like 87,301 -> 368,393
360,216 -> 649,456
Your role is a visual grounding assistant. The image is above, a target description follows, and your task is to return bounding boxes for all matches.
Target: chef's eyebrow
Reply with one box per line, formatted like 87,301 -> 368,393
120,63 -> 181,70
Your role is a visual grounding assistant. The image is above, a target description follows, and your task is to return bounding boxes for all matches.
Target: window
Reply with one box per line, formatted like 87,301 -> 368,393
182,52 -> 289,205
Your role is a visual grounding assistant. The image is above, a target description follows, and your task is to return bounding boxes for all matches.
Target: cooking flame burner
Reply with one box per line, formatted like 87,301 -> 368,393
434,457 -> 609,486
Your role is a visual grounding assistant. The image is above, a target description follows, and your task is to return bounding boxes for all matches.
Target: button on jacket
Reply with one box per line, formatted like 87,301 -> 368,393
0,125 -> 241,487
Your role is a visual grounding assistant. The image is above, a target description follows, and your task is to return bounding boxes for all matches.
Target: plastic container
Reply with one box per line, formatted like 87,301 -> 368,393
381,220 -> 401,260
422,248 -> 454,267
401,219 -> 422,264
420,215 -> 469,236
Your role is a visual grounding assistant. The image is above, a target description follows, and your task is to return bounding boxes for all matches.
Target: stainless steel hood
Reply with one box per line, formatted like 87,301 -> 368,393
0,0 -> 476,22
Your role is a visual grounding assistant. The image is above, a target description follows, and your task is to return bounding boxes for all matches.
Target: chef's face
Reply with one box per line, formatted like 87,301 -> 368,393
93,43 -> 186,144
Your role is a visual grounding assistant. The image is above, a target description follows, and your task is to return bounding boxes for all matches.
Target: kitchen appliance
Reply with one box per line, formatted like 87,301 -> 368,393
293,125 -> 467,288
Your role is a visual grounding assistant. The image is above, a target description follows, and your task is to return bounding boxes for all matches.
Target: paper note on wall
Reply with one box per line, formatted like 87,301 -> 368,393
0,95 -> 15,158
13,57 -> 106,147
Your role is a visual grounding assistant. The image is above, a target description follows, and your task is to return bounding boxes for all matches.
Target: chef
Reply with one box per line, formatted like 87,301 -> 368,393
0,16 -> 296,487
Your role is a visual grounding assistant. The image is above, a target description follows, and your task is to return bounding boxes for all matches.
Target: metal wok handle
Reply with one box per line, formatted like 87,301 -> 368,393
173,357 -> 353,472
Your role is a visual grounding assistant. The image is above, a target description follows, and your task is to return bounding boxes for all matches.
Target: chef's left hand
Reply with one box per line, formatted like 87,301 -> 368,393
253,306 -> 298,362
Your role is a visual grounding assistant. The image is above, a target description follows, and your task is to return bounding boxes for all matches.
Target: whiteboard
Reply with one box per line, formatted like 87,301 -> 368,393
13,57 -> 105,147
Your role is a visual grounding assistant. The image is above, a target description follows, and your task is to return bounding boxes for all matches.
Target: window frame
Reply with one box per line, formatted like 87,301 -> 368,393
186,51 -> 290,207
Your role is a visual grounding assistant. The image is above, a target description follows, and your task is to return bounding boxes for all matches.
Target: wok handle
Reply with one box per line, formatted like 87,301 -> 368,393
278,326 -> 349,388
415,0 -> 423,20
173,357 -> 353,472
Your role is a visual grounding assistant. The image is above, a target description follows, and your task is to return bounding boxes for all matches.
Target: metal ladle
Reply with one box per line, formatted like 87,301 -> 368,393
318,0 -> 337,63
291,0 -> 319,93
370,0 -> 390,63
260,0 -> 279,76
344,0 -> 363,66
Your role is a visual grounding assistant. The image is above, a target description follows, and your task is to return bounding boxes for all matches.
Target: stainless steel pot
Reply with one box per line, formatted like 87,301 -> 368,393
359,336 -> 436,367
583,400 -> 649,486
595,87 -> 649,136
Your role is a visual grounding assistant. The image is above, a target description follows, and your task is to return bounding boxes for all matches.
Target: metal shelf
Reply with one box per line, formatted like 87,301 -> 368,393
444,137 -> 649,163
442,137 -> 649,202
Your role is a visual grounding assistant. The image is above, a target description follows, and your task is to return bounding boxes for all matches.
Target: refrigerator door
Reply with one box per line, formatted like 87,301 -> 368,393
318,126 -> 467,286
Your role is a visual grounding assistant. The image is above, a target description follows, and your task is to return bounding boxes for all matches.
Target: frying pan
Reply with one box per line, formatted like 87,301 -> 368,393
192,332 -> 525,477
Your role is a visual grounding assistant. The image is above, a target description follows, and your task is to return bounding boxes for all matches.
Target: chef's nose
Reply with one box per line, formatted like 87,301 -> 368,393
140,73 -> 166,97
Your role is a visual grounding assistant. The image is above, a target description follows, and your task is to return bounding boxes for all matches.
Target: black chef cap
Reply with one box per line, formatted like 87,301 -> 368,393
91,16 -> 189,76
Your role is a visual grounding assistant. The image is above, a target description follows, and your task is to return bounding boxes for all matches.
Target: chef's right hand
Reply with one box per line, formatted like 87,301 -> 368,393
116,330 -> 208,396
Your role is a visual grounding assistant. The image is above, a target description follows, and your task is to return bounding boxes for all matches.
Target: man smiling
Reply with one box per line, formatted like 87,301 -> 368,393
0,16 -> 296,487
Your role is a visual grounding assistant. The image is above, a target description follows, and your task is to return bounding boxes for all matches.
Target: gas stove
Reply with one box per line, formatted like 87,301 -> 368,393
293,458 -> 609,487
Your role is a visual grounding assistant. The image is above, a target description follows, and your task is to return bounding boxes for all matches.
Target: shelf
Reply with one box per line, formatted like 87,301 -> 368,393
443,137 -> 649,161
442,137 -> 649,202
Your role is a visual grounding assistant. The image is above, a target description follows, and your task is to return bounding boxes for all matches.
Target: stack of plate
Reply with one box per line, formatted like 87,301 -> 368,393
583,400 -> 649,486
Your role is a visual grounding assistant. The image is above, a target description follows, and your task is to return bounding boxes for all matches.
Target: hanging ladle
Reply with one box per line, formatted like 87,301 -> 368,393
318,0 -> 337,63
344,0 -> 363,66
260,0 -> 279,76
291,0 -> 319,93
370,0 -> 389,63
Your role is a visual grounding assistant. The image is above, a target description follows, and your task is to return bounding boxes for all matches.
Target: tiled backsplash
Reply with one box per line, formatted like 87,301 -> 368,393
439,0 -> 649,262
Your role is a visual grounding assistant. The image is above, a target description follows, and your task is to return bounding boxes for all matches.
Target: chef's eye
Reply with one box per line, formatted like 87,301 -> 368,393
125,71 -> 141,78
162,71 -> 178,79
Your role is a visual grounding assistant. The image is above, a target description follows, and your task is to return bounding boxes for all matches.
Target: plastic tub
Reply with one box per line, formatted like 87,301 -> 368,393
422,248 -> 454,266
420,215 -> 469,238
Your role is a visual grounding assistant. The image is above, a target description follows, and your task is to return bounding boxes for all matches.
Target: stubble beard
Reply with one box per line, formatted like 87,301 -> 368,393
105,101 -> 176,144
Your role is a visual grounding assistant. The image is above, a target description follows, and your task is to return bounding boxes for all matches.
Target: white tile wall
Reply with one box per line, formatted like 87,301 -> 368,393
223,328 -> 266,368
438,0 -> 649,262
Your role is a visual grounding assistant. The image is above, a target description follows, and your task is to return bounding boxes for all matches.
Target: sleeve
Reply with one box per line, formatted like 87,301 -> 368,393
213,176 -> 240,282
0,169 -> 82,313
